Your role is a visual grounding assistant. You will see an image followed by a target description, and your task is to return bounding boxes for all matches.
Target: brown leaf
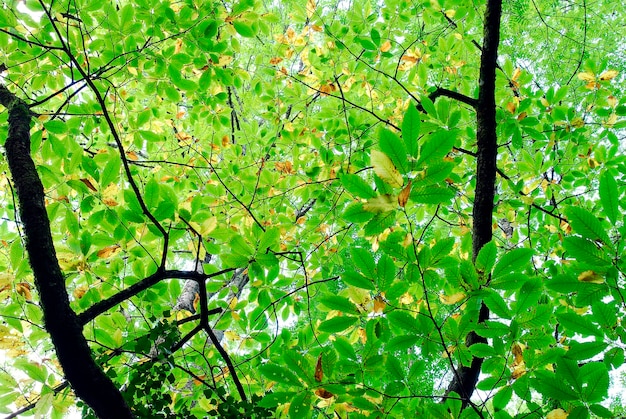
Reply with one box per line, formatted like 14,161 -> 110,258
314,354 -> 323,382
397,180 -> 412,207
79,178 -> 98,192
16,282 -> 32,300
315,388 -> 334,399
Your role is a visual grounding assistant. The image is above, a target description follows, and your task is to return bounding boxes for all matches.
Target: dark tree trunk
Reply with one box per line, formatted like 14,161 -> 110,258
444,0 -> 502,409
1,85 -> 134,418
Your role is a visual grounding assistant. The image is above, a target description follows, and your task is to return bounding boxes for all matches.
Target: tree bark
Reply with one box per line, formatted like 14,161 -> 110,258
444,0 -> 502,409
1,85 -> 134,418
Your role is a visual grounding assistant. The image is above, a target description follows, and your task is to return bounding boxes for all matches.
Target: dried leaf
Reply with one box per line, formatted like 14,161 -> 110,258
397,180 -> 412,207
315,388 -> 334,399
16,282 -> 32,300
314,355 -> 323,382
79,178 -> 97,192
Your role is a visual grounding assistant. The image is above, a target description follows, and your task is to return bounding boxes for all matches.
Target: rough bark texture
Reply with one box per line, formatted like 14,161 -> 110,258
1,85 -> 134,418
444,0 -> 502,409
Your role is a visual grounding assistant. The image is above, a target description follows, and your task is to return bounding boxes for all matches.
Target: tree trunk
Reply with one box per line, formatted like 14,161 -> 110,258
444,0 -> 502,409
1,85 -> 134,418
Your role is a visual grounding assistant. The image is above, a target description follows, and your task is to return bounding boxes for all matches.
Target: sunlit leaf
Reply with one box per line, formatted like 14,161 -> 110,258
371,150 -> 403,188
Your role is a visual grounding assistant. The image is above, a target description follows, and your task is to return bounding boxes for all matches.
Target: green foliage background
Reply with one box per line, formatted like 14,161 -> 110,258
0,0 -> 626,417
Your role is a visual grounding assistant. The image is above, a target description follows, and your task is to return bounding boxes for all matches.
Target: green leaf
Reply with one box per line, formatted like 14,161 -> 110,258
429,244 -> 453,269
492,248 -> 533,279
475,240 -> 497,274
288,392 -> 311,419
481,289 -> 511,319
371,150 -> 403,188
565,341 -> 608,360
419,96 -> 436,117
341,270 -> 375,290
492,386 -> 513,410
401,104 -> 421,157
364,212 -> 396,236
410,186 -> 455,204
418,161 -> 454,185
333,336 -> 357,360
589,404 -> 614,418
233,21 -> 257,38
557,312 -> 602,337
416,130 -> 455,167
259,363 -> 301,386
342,202 -> 376,223
563,236 -> 610,267
599,171 -> 620,225
580,362 -> 609,403
318,316 -> 358,333
44,120 -> 67,134
350,247 -> 376,278
475,321 -> 511,338
379,128 -> 408,173
386,334 -> 419,352
320,295 -> 359,314
386,311 -> 419,334
564,206 -> 612,247
144,178 -> 160,208
340,173 -> 376,198
376,254 -> 395,289
533,370 -> 578,401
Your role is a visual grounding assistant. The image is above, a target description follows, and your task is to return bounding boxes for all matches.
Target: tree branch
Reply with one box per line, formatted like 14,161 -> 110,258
77,267 -> 237,325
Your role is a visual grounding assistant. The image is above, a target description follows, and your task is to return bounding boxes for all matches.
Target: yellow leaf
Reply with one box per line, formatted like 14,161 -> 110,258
373,295 -> 386,313
511,363 -> 527,379
97,244 -> 121,258
604,113 -> 618,128
578,270 -> 604,284
570,117 -> 585,128
363,194 -> 397,213
577,71 -> 596,82
379,40 -> 391,52
306,0 -> 316,18
546,408 -> 568,419
511,342 -> 525,365
598,69 -> 618,81
73,285 -> 88,299
371,150 -> 403,188
607,95 -> 617,108
444,9 -> 456,18
201,216 -> 218,235
439,292 -> 465,305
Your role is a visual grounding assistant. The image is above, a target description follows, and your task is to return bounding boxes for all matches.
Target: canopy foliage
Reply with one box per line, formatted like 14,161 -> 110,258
1,0 -> 626,418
